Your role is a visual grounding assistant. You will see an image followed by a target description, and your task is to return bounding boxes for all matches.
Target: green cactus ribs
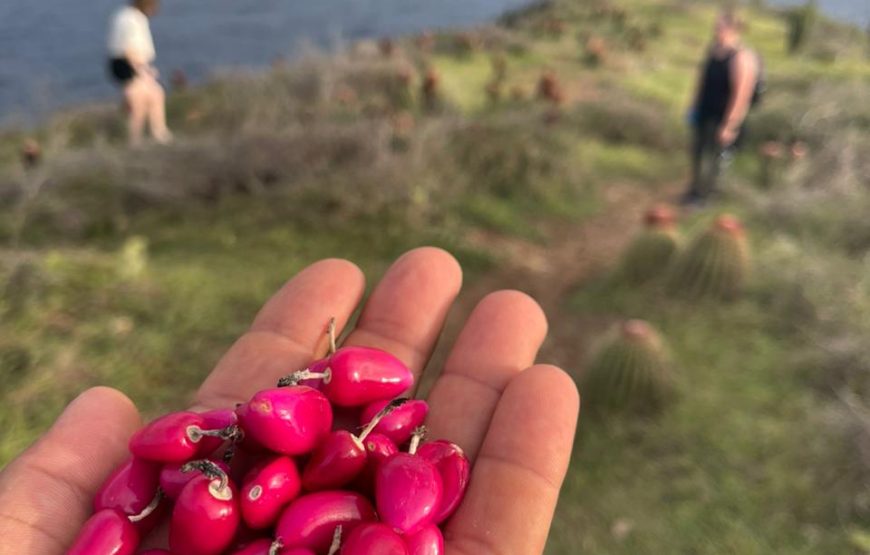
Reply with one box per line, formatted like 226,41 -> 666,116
618,204 -> 680,284
668,214 -> 750,300
581,319 -> 675,416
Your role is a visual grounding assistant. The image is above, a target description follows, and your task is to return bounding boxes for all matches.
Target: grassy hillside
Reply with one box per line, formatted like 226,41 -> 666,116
1,0 -> 869,552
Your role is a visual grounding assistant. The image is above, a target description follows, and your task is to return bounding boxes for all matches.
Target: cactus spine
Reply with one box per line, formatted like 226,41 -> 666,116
669,214 -> 750,299
582,320 -> 675,415
619,204 -> 680,284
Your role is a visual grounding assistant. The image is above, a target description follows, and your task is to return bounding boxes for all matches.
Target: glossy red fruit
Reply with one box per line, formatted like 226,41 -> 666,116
303,399 -> 407,491
351,433 -> 397,496
197,408 -> 239,456
417,440 -> 470,524
321,347 -> 413,407
227,539 -> 314,555
227,539 -> 271,555
161,459 -> 231,500
376,453 -> 442,534
237,386 -> 333,455
129,411 -> 206,462
340,522 -> 408,555
94,457 -> 161,516
359,399 -> 428,445
301,431 -> 366,491
170,463 -> 240,555
404,524 -> 444,555
66,509 -> 139,555
138,551 -> 174,555
275,490 -> 377,553
241,455 -> 302,529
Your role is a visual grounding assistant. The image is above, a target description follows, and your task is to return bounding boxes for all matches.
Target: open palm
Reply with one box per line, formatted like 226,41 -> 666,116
0,247 -> 579,555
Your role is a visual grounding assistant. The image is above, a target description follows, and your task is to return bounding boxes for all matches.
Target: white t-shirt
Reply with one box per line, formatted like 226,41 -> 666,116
107,6 -> 155,62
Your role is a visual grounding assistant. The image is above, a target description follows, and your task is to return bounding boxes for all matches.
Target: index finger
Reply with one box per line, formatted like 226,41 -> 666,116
194,258 -> 365,409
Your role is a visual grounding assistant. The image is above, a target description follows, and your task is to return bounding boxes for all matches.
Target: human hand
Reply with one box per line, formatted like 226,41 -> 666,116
0,247 -> 580,554
717,124 -> 738,146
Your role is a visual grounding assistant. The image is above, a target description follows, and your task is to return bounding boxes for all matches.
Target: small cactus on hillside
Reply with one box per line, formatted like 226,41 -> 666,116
333,84 -> 359,108
391,67 -> 415,110
618,204 -> 680,284
20,138 -> 41,170
668,214 -> 750,300
542,18 -> 567,37
415,31 -> 435,54
485,80 -> 503,104
490,53 -> 508,82
758,140 -> 786,188
509,85 -> 528,102
170,69 -> 188,92
378,37 -> 396,58
421,67 -> 441,112
581,320 -> 675,415
455,32 -> 481,56
584,36 -> 607,67
537,70 -> 565,105
389,111 -> 415,152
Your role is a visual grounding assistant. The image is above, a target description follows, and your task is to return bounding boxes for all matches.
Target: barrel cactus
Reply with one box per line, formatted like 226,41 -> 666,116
421,67 -> 441,112
668,214 -> 750,299
618,204 -> 680,284
581,320 -> 675,415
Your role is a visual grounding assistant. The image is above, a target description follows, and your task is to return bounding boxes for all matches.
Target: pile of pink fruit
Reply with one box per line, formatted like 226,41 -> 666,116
68,324 -> 468,555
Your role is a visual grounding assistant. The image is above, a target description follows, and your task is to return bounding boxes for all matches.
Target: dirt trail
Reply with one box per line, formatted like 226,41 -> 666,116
422,183 -> 670,389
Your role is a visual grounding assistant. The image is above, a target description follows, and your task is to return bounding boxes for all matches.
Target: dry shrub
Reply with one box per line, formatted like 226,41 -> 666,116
10,120 -> 401,240
448,112 -> 580,202
797,335 -> 870,399
571,92 -> 679,150
817,397 -> 870,519
177,54 -> 423,133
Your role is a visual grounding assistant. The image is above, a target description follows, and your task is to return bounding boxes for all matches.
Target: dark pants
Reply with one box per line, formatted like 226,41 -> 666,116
686,119 -> 726,201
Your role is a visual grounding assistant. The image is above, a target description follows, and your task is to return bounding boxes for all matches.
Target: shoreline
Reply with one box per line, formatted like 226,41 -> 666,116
1,0 -> 864,130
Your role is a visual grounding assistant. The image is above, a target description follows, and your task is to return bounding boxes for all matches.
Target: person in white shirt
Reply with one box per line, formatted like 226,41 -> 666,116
107,0 -> 172,145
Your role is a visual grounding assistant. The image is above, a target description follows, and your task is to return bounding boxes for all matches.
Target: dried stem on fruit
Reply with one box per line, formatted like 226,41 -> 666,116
408,426 -> 427,455
358,398 -> 408,442
128,488 -> 163,523
327,525 -> 343,555
180,459 -> 230,498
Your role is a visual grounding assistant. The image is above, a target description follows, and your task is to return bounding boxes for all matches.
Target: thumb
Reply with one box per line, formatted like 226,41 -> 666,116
0,387 -> 141,555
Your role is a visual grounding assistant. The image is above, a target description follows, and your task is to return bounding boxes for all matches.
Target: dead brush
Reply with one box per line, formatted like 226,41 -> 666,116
537,70 -> 565,106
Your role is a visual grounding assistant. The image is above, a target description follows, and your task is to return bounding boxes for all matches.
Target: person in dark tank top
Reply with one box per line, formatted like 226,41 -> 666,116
681,9 -> 759,206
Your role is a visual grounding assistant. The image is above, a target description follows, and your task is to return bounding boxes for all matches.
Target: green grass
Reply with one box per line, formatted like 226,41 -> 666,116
552,280 -> 851,553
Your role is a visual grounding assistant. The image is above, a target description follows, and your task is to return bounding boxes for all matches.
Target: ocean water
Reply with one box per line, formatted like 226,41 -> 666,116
0,0 -> 865,123
767,0 -> 869,28
0,0 -> 532,122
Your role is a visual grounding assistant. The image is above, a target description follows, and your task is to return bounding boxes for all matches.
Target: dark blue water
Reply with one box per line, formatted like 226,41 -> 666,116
768,0 -> 869,27
0,0 -> 865,124
0,0 -> 533,123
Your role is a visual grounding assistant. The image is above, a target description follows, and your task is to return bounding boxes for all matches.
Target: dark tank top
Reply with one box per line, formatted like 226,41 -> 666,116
697,48 -> 736,124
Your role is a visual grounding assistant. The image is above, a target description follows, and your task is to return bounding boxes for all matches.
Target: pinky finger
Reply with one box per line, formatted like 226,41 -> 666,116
444,365 -> 580,555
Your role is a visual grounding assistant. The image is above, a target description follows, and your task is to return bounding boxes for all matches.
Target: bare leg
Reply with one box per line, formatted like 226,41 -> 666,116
143,75 -> 172,144
124,78 -> 148,147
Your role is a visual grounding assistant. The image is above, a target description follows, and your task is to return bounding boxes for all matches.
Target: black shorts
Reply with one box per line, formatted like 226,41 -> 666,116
108,57 -> 136,85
